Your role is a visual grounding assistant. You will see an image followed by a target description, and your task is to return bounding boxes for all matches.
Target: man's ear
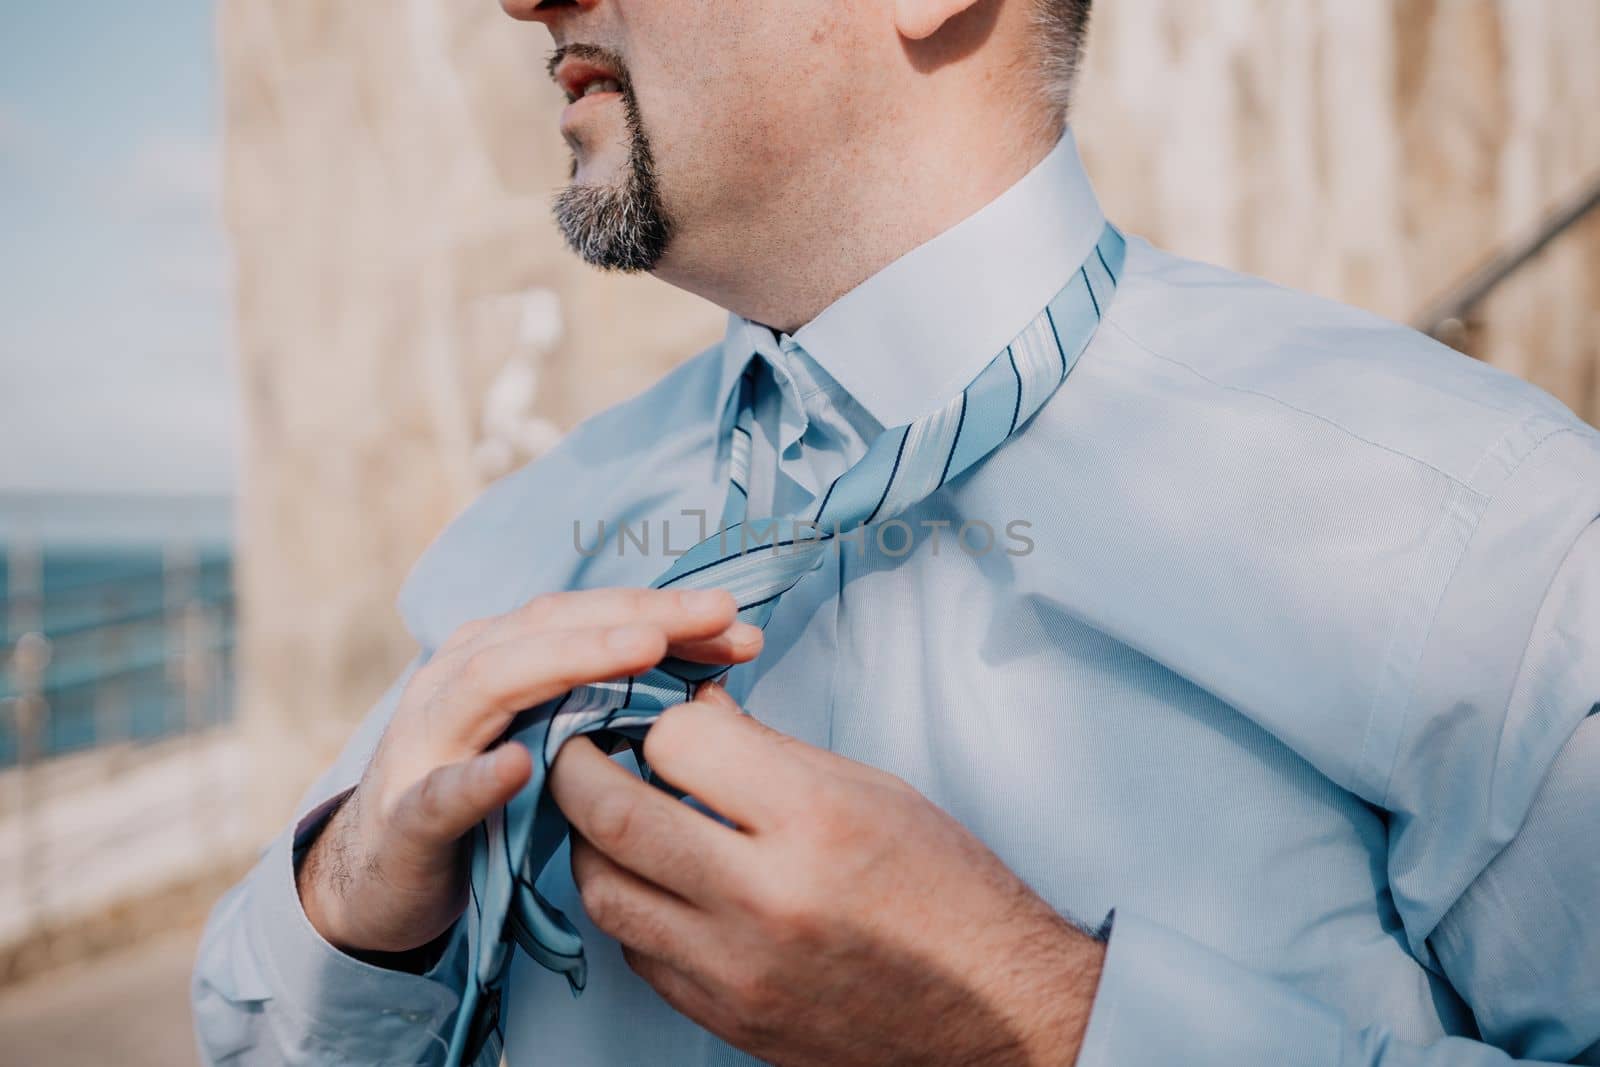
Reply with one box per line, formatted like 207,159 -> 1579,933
893,0 -> 983,41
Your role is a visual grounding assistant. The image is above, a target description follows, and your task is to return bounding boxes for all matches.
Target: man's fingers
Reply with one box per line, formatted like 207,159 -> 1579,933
697,682 -> 883,789
569,833 -> 706,971
391,742 -> 532,845
430,586 -> 724,670
434,597 -> 758,754
516,587 -> 739,640
649,684 -> 891,829
550,736 -> 747,905
668,621 -> 764,665
441,624 -> 669,750
640,696 -> 820,831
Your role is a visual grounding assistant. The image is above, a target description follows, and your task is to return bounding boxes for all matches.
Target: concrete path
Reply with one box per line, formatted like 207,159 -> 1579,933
0,923 -> 202,1067
0,731 -> 249,950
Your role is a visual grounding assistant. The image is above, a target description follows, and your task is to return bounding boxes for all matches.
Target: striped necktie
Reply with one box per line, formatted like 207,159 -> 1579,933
447,222 -> 1125,1065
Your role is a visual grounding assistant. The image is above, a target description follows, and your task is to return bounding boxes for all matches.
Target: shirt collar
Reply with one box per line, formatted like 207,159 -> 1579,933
717,128 -> 1106,429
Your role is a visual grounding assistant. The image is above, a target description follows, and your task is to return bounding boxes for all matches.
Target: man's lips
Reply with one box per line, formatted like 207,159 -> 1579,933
554,54 -> 624,104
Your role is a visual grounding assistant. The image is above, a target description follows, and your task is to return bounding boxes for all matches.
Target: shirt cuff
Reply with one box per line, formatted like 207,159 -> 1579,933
1075,911 -> 1346,1067
243,823 -> 463,1063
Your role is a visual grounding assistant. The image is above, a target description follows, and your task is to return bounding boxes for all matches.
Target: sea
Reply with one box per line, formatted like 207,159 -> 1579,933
0,492 -> 236,767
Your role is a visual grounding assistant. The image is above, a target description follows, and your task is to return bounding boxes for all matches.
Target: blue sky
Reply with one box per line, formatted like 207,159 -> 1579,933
1,2 -> 235,496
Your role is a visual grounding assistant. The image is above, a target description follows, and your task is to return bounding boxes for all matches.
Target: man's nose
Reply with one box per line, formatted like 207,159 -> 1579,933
501,0 -> 601,25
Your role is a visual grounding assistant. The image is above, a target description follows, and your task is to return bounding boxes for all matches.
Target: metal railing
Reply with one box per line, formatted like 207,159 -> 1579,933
1,547 -> 235,768
1415,173 -> 1600,349
0,541 -> 241,969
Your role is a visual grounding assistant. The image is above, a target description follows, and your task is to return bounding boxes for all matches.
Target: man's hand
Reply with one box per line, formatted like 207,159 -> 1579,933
296,588 -> 760,956
550,684 -> 1105,1066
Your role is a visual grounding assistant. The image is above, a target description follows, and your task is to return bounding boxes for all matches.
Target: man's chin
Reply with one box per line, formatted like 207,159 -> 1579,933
552,98 -> 673,273
552,178 -> 672,273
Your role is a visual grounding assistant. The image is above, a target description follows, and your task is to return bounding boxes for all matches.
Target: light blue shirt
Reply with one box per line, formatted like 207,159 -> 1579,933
194,131 -> 1600,1066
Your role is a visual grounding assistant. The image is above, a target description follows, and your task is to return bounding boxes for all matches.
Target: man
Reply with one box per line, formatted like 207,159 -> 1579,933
193,0 -> 1600,1064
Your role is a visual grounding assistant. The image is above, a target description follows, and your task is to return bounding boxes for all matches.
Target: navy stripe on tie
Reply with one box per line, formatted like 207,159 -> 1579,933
1007,347 -> 1023,435
508,906 -> 583,962
501,810 -> 517,878
741,588 -> 787,612
863,425 -> 912,525
1082,265 -> 1100,320
812,476 -> 840,524
1044,305 -> 1066,378
1097,243 -> 1117,285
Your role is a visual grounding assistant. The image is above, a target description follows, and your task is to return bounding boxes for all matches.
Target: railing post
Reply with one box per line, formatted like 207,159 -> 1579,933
163,543 -> 198,741
97,587 -> 131,775
182,594 -> 218,851
9,631 -> 51,931
5,541 -> 46,929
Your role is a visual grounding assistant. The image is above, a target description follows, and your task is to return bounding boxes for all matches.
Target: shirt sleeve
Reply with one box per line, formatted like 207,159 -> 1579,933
1075,511 -> 1600,1067
191,658 -> 470,1066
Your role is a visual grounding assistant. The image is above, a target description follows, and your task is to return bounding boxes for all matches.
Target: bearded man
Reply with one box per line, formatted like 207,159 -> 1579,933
194,2 -> 1600,1064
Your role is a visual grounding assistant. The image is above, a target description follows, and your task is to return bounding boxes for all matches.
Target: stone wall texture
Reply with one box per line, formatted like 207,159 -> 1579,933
221,0 -> 1600,830
1071,0 -> 1600,414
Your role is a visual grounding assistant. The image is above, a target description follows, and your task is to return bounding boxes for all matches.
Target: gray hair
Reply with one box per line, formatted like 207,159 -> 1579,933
1032,0 -> 1094,117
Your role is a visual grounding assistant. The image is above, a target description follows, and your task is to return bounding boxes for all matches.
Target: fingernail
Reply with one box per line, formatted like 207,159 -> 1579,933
682,588 -> 729,614
607,624 -> 656,651
730,622 -> 763,648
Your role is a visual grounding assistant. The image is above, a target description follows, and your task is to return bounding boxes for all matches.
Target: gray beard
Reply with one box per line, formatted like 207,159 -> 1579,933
552,86 -> 673,273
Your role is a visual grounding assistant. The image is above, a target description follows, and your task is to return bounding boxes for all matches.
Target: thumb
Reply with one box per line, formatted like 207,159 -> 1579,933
391,742 -> 533,846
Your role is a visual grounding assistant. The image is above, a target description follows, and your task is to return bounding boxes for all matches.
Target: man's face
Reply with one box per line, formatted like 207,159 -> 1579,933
505,1 -> 879,274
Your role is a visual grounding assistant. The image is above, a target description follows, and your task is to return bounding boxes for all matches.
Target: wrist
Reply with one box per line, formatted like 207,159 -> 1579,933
294,786 -> 469,959
294,794 -> 365,950
1005,912 -> 1106,1066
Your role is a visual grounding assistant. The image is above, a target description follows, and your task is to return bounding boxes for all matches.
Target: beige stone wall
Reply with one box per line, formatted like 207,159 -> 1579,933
1072,0 -> 1600,415
222,0 -> 1600,831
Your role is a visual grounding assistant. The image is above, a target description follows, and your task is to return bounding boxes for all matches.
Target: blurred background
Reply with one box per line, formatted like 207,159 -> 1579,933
1,1 -> 1596,1063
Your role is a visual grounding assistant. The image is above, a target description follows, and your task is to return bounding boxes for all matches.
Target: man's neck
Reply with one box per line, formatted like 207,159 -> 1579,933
653,108 -> 1063,335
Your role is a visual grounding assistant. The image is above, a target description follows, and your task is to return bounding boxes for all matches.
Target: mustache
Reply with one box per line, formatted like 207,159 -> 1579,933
546,43 -> 634,91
